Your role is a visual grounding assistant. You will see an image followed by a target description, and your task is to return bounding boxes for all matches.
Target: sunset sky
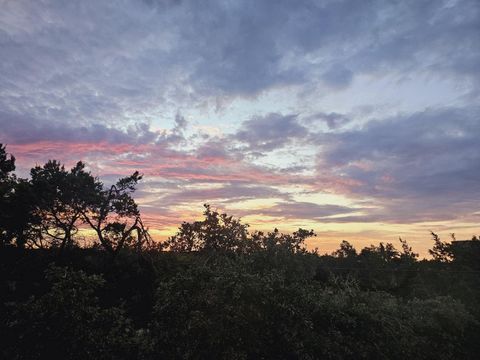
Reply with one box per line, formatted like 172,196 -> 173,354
1,0 -> 479,255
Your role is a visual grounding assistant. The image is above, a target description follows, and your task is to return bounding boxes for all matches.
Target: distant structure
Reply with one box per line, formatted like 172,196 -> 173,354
451,239 -> 480,249
450,239 -> 480,263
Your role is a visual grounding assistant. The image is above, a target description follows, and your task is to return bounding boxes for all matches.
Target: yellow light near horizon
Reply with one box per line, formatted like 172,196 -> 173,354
148,227 -> 176,241
292,191 -> 359,208
77,204 -> 478,259
226,198 -> 284,211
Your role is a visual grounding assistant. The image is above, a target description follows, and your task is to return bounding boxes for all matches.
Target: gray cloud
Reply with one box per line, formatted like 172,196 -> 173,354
252,201 -> 360,221
319,106 -> 480,222
321,64 -> 354,89
1,0 -> 478,130
234,113 -> 308,152
0,109 -> 184,147
1,0 -> 479,232
303,112 -> 351,130
149,183 -> 290,208
195,139 -> 234,161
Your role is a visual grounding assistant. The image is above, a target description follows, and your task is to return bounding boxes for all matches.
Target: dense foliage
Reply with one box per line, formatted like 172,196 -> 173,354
1,144 -> 480,359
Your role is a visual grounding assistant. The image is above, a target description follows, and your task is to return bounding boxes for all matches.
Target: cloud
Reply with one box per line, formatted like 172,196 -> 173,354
319,106 -> 480,222
321,64 -> 354,89
1,0 -> 479,239
147,183 -> 290,208
0,109 -> 182,147
174,112 -> 188,132
234,113 -> 308,152
252,201 -> 361,221
1,0 -> 478,131
303,112 -> 351,130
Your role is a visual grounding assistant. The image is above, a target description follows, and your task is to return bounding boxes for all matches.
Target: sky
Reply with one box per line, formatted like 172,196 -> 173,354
1,0 -> 479,255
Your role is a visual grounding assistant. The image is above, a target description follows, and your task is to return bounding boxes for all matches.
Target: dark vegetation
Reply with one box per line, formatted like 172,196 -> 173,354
1,144 -> 480,359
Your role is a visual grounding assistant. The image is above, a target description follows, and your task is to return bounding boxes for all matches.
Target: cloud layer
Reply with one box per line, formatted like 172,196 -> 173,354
1,0 -> 479,250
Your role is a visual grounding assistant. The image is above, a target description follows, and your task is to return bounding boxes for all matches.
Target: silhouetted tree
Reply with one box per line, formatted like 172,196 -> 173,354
82,171 -> 150,255
0,145 -> 39,247
429,231 -> 452,262
0,144 -> 16,246
5,179 -> 40,248
163,204 -> 249,253
360,242 -> 399,263
333,240 -> 357,258
251,227 -> 315,254
0,144 -> 15,181
398,237 -> 418,262
29,161 -> 100,254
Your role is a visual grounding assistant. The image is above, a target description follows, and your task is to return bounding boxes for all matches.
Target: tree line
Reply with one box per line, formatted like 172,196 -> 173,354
1,143 -> 480,359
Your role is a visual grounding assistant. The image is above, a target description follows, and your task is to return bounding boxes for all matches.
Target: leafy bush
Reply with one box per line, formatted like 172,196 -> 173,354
3,266 -> 140,360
